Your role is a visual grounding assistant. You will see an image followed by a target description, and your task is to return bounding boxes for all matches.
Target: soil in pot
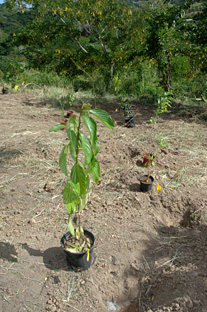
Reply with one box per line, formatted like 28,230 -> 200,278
139,175 -> 154,192
66,111 -> 74,118
61,230 -> 95,271
124,116 -> 135,128
2,88 -> 9,95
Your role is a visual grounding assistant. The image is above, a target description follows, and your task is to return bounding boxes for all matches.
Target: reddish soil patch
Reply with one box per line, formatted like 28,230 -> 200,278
0,92 -> 207,312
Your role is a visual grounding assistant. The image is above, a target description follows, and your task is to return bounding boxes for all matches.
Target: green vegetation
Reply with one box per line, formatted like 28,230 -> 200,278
0,0 -> 207,103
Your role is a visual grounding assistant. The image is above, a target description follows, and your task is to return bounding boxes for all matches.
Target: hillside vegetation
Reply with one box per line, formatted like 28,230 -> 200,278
0,0 -> 207,103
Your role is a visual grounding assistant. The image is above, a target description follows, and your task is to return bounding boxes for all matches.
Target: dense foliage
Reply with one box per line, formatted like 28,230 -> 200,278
1,0 -> 207,101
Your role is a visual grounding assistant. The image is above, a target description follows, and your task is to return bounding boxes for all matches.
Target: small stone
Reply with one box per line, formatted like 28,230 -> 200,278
106,199 -> 113,206
80,279 -> 85,285
172,303 -> 180,310
186,299 -> 193,308
193,300 -> 200,306
28,219 -> 36,224
44,182 -> 54,192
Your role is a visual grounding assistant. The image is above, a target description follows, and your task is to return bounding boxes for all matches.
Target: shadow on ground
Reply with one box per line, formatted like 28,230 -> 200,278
0,242 -> 18,262
0,147 -> 23,164
118,223 -> 207,312
21,243 -> 72,271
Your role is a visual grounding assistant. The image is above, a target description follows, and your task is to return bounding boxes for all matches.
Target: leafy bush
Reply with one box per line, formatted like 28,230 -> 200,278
172,72 -> 207,100
90,71 -> 107,96
73,72 -> 107,95
113,61 -> 164,100
26,69 -> 70,87
73,75 -> 92,92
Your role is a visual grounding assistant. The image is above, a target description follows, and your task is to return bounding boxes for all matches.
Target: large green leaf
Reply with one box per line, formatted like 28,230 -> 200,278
80,133 -> 93,166
63,180 -> 80,205
93,136 -> 100,156
82,115 -> 100,155
49,124 -> 66,132
82,115 -> 97,144
79,175 -> 90,213
91,157 -> 100,183
68,130 -> 77,162
66,115 -> 79,138
59,144 -> 69,176
70,163 -> 86,195
68,215 -> 75,237
89,108 -> 114,130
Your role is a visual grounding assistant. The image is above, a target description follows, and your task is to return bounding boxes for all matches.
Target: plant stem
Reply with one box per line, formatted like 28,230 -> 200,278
78,213 -> 81,238
76,110 -> 82,164
76,109 -> 82,239
147,161 -> 150,182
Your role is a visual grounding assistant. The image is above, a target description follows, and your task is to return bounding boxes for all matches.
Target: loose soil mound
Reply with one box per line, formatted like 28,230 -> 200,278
0,92 -> 207,312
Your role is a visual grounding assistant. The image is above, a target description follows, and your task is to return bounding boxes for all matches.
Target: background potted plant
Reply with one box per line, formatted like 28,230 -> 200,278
139,154 -> 157,192
119,99 -> 135,128
139,92 -> 172,192
0,71 -> 9,94
59,93 -> 75,126
49,103 -> 114,270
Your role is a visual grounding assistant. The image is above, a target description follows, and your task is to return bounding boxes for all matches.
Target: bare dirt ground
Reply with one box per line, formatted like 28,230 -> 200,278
1,92 -> 207,312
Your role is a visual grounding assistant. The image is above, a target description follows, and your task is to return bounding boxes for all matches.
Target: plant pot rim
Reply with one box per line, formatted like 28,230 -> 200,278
138,174 -> 154,184
124,115 -> 134,119
61,229 -> 95,255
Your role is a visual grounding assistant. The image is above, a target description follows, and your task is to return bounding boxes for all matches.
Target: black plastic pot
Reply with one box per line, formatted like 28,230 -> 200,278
61,229 -> 95,271
2,88 -> 9,95
124,116 -> 135,128
139,175 -> 154,192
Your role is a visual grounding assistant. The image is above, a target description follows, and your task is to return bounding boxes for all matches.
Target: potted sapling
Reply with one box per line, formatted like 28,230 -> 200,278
120,99 -> 135,128
0,71 -> 8,94
49,103 -> 114,270
139,154 -> 157,192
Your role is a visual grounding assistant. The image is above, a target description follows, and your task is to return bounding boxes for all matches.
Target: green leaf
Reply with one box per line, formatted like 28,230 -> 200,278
68,215 -> 75,236
89,108 -> 114,130
70,163 -> 86,195
91,157 -> 100,183
63,181 -> 80,211
49,124 -> 66,132
93,136 -> 100,156
66,115 -> 79,138
69,243 -> 82,251
59,145 -> 69,176
68,130 -> 78,161
79,175 -> 90,213
80,133 -> 93,166
82,115 -> 100,155
82,115 -> 97,144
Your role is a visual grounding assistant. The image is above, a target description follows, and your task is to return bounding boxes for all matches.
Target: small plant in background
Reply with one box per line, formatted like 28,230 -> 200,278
5,59 -> 27,90
49,103 -> 114,252
150,92 -> 173,124
119,99 -> 132,117
58,101 -> 67,120
68,92 -> 76,106
141,92 -> 173,187
144,153 -> 159,183
155,132 -> 169,148
0,70 -> 7,91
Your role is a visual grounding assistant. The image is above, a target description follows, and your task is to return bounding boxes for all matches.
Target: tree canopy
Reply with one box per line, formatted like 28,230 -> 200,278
1,0 -> 207,98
